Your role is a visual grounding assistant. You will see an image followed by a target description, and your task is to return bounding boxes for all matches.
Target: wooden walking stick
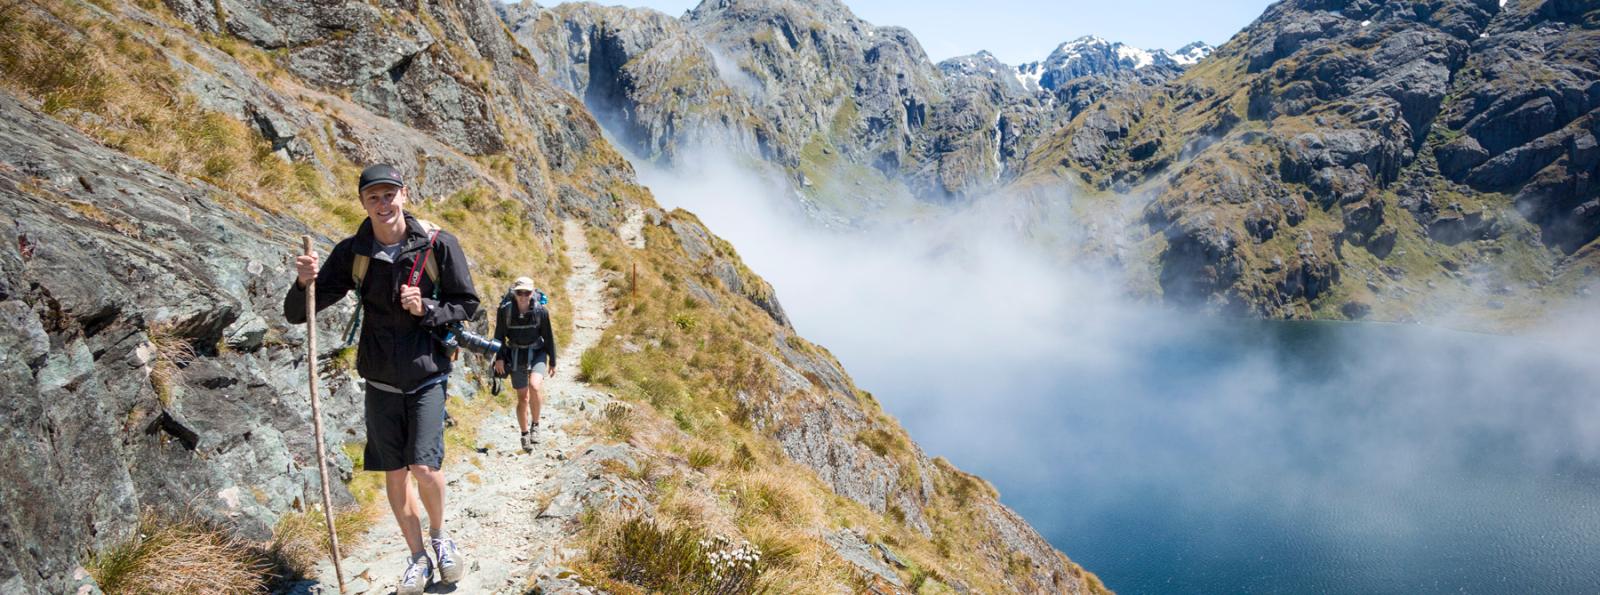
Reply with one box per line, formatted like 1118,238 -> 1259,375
302,236 -> 347,594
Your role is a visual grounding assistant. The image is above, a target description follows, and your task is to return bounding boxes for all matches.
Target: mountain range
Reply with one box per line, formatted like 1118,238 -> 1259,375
502,0 -> 1600,321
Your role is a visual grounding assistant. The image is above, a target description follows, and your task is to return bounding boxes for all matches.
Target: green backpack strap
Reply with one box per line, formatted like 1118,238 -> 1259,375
342,219 -> 444,346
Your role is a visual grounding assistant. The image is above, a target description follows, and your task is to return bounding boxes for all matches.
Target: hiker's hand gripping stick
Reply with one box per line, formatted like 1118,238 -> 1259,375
295,252 -> 319,287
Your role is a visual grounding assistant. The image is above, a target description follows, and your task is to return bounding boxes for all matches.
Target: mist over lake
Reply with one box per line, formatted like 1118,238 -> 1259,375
635,152 -> 1600,594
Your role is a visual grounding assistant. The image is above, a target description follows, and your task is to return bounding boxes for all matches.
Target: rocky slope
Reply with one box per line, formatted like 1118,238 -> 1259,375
0,0 -> 1101,592
1019,0 -> 1600,319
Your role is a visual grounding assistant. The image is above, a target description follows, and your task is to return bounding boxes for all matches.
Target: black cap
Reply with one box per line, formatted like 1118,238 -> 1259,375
358,164 -> 405,192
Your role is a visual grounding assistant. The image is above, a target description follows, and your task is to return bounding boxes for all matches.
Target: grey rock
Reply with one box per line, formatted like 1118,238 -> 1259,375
874,541 -> 909,569
539,443 -> 650,520
0,88 -> 369,591
826,529 -> 901,587
532,566 -> 601,594
1437,135 -> 1491,178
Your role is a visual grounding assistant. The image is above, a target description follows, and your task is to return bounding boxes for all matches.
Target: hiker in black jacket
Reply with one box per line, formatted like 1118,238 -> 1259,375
284,164 -> 476,594
493,276 -> 557,452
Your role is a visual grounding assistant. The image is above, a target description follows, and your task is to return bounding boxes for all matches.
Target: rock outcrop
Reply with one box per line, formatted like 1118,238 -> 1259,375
0,87 -> 367,594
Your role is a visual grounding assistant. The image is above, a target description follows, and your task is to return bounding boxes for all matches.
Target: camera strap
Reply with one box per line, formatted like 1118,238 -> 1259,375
406,229 -> 441,299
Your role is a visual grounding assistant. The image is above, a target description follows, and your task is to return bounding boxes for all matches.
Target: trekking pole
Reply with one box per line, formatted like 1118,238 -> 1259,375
302,236 -> 347,594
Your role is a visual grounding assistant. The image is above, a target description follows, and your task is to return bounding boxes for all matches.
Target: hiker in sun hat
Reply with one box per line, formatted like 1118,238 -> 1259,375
493,276 -> 557,452
283,163 -> 476,594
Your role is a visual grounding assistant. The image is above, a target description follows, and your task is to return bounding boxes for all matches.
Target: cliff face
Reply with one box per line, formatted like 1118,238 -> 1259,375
0,0 -> 1099,592
502,0 -> 1127,202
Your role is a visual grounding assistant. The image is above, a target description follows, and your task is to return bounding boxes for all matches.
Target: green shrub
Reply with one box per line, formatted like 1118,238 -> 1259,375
687,447 -> 720,470
672,313 -> 698,332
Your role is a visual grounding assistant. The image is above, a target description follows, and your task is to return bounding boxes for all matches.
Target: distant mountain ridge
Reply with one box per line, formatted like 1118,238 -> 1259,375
1008,36 -> 1216,92
502,0 -> 1211,205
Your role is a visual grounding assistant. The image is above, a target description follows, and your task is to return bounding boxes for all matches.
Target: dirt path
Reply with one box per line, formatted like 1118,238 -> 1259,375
302,220 -> 616,594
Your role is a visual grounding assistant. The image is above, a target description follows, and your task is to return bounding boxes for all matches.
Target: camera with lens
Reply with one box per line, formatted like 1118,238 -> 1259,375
435,322 -> 501,359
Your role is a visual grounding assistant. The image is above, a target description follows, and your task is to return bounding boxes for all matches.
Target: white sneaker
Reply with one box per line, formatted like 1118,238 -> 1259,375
432,535 -> 465,584
396,551 -> 431,595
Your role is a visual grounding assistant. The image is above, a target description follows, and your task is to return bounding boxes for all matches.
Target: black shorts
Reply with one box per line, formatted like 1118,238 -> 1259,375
363,380 -> 447,472
507,347 -> 552,390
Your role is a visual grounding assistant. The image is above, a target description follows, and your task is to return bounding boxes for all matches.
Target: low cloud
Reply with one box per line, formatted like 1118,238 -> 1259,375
629,145 -> 1600,592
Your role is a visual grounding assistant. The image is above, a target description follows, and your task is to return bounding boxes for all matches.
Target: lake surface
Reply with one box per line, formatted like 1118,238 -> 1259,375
878,320 -> 1600,594
632,156 -> 1600,594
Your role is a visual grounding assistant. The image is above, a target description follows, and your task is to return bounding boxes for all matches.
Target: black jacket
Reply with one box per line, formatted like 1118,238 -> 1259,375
284,215 -> 479,392
493,298 -> 556,369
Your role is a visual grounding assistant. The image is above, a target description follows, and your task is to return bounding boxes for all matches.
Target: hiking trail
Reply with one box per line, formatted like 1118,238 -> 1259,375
301,219 -> 618,594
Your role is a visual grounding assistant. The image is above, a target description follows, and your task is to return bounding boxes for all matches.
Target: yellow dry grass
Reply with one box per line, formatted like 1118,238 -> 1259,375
86,512 -> 273,595
269,506 -> 376,579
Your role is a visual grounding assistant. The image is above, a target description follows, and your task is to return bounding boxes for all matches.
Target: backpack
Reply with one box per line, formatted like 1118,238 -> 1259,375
499,287 -> 548,344
342,220 -> 441,346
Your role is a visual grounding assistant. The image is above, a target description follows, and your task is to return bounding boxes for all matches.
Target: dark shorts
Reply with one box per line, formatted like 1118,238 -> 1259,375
507,347 -> 551,390
363,380 -> 447,472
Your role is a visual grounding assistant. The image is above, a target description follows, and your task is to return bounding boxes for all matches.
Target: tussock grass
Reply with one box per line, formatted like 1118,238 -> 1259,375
269,506 -> 374,579
578,348 -> 613,384
0,2 -> 112,115
86,512 -> 272,595
721,470 -> 819,527
145,321 -> 196,405
686,447 -> 720,471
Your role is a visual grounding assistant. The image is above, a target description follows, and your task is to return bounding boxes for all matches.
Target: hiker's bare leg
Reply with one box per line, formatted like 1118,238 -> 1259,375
386,469 -> 425,555
516,383 -> 533,433
413,464 -> 446,535
529,373 -> 545,425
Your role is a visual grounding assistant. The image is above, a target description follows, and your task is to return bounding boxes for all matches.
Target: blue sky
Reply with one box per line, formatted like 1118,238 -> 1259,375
589,0 -> 1275,64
